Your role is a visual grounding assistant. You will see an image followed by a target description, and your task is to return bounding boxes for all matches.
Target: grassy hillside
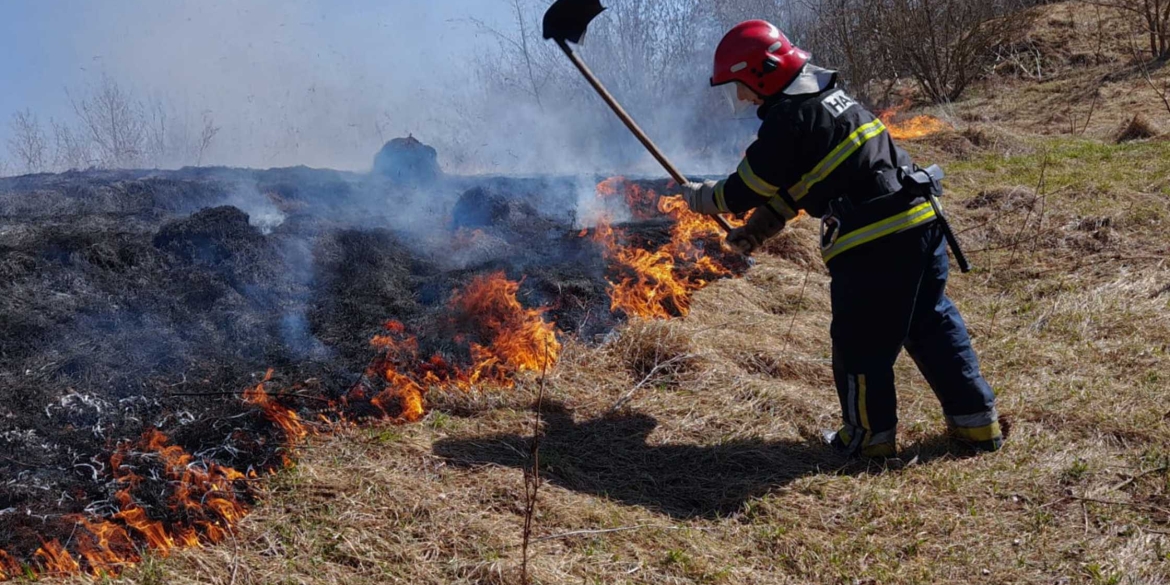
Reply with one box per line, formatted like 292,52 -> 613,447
84,126 -> 1170,585
46,4 -> 1170,585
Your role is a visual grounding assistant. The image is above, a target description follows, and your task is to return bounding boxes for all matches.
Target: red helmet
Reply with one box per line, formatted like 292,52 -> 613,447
710,20 -> 810,97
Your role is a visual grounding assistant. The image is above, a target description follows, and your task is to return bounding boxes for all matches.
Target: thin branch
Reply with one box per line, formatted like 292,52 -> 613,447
987,150 -> 1049,340
1108,466 -> 1169,492
520,339 -> 550,585
607,352 -> 697,414
783,259 -> 814,355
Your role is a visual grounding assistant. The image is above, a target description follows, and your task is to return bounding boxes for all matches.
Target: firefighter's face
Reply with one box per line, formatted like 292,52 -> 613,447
723,82 -> 763,116
736,82 -> 764,105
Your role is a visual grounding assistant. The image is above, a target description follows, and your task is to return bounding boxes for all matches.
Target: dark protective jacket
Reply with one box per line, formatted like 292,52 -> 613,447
713,68 -> 937,264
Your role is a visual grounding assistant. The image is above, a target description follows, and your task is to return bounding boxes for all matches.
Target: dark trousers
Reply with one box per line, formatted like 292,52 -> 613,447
828,222 -> 1000,451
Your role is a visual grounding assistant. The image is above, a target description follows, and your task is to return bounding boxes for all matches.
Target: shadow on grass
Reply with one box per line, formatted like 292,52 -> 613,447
433,401 -> 983,519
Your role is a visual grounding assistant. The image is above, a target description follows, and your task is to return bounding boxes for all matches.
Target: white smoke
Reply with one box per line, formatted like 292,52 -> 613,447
0,0 -> 786,177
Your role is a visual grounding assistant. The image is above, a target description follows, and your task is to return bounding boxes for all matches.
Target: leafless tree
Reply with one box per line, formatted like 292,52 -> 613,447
51,119 -> 93,171
196,112 -> 220,166
797,0 -> 1033,103
468,0 -> 562,107
145,98 -> 171,167
0,156 -> 10,178
60,77 -> 218,169
795,0 -> 900,104
1089,0 -> 1170,59
70,75 -> 147,168
7,109 -> 49,174
705,0 -> 790,30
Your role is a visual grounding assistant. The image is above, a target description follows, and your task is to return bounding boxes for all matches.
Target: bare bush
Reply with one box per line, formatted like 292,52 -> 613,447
70,75 -> 148,168
196,114 -> 221,167
890,0 -> 1035,102
797,0 -> 1034,104
141,99 -> 221,168
1090,0 -> 1170,59
5,74 -> 223,172
7,109 -> 49,174
464,0 -> 791,172
793,0 -> 900,105
51,119 -> 93,171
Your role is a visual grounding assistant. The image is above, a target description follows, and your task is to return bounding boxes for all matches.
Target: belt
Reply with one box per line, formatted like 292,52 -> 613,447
821,201 -> 937,263
819,164 -> 971,271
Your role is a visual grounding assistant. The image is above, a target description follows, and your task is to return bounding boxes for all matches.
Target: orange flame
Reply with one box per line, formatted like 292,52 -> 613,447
74,519 -> 139,577
595,176 -> 661,221
590,179 -> 742,319
243,369 -> 309,444
109,428 -> 250,558
361,273 -> 560,422
877,101 -> 949,140
4,178 -> 738,580
450,272 -> 561,376
0,550 -> 19,580
33,541 -> 79,576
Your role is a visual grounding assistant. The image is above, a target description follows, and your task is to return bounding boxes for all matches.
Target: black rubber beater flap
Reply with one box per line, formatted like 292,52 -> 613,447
542,0 -> 606,44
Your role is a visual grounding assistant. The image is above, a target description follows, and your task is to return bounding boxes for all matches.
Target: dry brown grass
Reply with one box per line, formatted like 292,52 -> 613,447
75,131 -> 1168,582
947,2 -> 1170,143
1116,113 -> 1163,143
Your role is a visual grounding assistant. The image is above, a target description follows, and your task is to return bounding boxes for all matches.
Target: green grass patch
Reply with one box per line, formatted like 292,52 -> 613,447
948,137 -> 1170,201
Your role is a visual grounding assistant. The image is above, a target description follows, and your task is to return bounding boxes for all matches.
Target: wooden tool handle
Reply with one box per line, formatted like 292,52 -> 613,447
556,40 -> 735,234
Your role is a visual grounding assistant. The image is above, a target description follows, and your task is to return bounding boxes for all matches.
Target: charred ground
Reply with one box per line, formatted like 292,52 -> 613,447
0,167 -> 731,570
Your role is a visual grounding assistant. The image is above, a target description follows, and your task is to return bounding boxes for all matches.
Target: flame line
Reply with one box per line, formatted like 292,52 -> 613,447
1,177 -> 744,581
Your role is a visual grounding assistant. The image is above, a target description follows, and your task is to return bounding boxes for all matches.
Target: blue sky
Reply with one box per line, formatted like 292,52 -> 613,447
0,0 -> 516,169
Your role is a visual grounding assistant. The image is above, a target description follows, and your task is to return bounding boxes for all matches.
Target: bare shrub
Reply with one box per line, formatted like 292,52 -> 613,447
15,75 -> 223,171
792,0 -> 901,105
464,0 -> 792,171
7,109 -> 49,174
142,99 -> 221,168
1089,0 -> 1170,59
798,0 -> 1035,104
69,75 -> 148,168
51,119 -> 93,171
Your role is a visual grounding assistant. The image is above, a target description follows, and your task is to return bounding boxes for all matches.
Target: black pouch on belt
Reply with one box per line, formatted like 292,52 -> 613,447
898,164 -> 972,273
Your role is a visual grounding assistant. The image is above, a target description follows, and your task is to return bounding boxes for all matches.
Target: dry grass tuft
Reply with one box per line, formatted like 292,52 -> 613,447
758,218 -> 821,267
1116,113 -> 1162,143
964,186 -> 1038,212
960,124 -> 1034,157
606,318 -> 697,388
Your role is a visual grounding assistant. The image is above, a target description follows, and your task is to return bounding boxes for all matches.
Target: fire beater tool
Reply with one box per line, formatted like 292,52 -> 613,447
542,0 -> 735,234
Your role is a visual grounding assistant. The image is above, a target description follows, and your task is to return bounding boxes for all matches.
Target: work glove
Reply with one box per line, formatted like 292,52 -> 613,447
680,181 -> 724,216
726,206 -> 786,255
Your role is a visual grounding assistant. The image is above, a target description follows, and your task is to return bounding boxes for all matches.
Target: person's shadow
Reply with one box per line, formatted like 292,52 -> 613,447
433,401 -> 965,519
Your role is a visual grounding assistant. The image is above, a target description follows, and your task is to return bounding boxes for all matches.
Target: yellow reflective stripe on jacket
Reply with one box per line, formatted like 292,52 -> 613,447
714,180 -> 729,213
766,196 -> 798,221
789,119 -> 887,201
737,158 -> 779,197
822,202 -> 936,263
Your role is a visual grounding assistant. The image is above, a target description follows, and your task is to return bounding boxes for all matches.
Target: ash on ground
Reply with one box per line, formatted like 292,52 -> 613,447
0,156 -> 722,565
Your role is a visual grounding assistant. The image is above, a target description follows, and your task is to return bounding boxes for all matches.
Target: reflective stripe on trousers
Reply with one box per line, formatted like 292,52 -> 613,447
829,223 -> 999,449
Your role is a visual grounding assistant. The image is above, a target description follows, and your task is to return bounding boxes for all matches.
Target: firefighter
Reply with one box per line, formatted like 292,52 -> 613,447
681,20 -> 1002,457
